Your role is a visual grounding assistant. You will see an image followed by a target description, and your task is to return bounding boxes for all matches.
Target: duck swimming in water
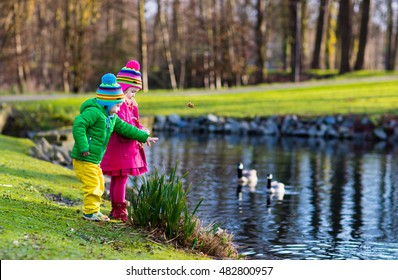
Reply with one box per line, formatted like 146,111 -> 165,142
237,162 -> 258,188
266,173 -> 285,194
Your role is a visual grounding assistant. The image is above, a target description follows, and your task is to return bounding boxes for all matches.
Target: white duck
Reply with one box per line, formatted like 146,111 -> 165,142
266,173 -> 285,195
237,162 -> 258,188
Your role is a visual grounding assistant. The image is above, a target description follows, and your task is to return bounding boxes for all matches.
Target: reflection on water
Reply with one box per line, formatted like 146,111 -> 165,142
144,132 -> 398,260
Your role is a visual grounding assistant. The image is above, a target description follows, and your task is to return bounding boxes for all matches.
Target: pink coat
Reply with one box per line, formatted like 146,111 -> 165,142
100,101 -> 148,176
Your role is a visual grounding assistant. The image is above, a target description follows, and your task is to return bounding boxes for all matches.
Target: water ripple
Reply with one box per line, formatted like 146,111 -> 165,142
147,133 -> 398,260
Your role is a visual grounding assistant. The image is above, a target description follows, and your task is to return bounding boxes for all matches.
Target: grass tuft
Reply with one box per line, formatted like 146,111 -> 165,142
130,162 -> 202,239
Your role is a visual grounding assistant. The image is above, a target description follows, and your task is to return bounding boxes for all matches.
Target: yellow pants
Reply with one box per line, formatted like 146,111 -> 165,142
73,159 -> 105,215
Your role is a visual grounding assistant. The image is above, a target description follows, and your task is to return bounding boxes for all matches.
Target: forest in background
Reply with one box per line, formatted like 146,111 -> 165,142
0,0 -> 397,93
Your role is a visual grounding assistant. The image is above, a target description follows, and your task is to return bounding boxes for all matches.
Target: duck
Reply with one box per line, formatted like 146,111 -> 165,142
266,173 -> 285,194
237,162 -> 258,188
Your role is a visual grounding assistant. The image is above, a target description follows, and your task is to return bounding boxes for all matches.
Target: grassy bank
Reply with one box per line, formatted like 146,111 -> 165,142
0,134 -> 208,259
139,78 -> 398,117
2,74 -> 398,134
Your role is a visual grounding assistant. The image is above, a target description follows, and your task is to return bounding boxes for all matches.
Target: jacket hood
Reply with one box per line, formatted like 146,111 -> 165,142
80,98 -> 107,115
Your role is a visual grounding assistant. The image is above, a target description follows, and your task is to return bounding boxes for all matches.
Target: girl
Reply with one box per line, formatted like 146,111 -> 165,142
101,60 -> 150,222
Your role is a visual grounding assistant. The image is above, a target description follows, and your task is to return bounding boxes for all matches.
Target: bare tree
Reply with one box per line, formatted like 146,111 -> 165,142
35,0 -> 50,89
157,0 -> 177,90
237,0 -> 250,85
185,0 -> 197,88
172,0 -> 186,89
354,0 -> 371,70
221,0 -> 240,86
281,0 -> 290,71
138,0 -> 148,92
255,0 -> 267,83
300,0 -> 309,70
63,0 -> 71,93
311,0 -> 329,69
385,0 -> 394,70
204,0 -> 215,89
290,0 -> 301,82
338,0 -> 352,74
324,1 -> 337,69
213,0 -> 222,89
392,6 -> 398,70
69,0 -> 101,93
13,0 -> 26,93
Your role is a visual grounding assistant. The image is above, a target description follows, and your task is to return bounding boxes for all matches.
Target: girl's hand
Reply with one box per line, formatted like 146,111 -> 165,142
146,137 -> 159,147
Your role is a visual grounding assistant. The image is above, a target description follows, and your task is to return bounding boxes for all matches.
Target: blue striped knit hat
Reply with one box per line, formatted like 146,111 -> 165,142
96,73 -> 124,107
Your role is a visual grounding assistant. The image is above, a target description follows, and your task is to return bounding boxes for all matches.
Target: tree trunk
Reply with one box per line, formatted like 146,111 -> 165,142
13,1 -> 25,93
237,0 -> 250,85
300,0 -> 308,70
138,0 -> 148,92
354,0 -> 370,70
255,0 -> 266,84
173,0 -> 186,89
72,28 -> 84,93
157,0 -> 177,90
63,0 -> 71,93
338,0 -> 352,74
188,0 -> 199,88
290,0 -> 301,82
385,0 -> 394,70
311,0 -> 329,69
37,0 -> 51,89
324,2 -> 337,69
213,0 -> 222,89
204,0 -> 215,90
392,13 -> 398,70
223,0 -> 238,86
281,1 -> 290,72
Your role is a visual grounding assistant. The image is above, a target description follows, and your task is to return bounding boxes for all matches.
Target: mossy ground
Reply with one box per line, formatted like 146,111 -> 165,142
0,134 -> 208,260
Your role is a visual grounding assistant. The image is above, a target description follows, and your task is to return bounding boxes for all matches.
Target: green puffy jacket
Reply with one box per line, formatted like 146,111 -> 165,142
71,98 -> 149,164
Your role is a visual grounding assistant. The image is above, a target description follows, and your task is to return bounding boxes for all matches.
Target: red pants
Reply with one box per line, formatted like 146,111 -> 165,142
109,175 -> 129,203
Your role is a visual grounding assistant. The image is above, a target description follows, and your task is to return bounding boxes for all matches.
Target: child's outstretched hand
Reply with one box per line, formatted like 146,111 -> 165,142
146,137 -> 159,147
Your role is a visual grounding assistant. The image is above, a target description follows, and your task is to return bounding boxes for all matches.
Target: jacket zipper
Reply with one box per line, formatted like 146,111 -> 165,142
102,116 -> 111,152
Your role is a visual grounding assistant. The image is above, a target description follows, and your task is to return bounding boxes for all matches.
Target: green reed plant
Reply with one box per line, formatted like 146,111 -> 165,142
129,162 -> 203,240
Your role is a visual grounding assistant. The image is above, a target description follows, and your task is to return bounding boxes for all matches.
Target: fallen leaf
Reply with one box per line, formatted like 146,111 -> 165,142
187,102 -> 195,108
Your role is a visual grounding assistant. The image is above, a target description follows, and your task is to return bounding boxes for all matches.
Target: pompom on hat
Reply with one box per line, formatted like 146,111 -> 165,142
117,60 -> 143,91
96,73 -> 124,107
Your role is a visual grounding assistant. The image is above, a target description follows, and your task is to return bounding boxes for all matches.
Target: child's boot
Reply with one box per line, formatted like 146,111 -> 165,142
109,204 -> 116,220
110,201 -> 128,222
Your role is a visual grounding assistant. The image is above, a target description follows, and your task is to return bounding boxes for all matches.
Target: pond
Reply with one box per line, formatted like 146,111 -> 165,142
144,132 -> 398,260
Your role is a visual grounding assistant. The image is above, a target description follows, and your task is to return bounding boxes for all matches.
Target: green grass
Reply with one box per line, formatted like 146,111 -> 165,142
147,77 -> 398,117
123,77 -> 398,117
2,74 -> 398,132
0,134 -> 208,259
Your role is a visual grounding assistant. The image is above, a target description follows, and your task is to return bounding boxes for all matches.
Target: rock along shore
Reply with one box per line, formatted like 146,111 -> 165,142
153,113 -> 398,142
